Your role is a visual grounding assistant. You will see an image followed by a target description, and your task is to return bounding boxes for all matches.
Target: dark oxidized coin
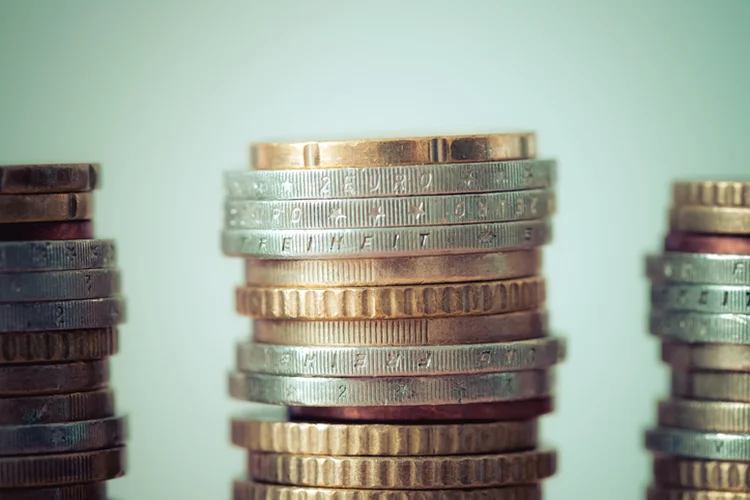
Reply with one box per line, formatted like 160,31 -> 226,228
0,221 -> 94,241
0,360 -> 109,397
0,329 -> 118,364
0,389 -> 115,425
0,447 -> 125,487
3,483 -> 107,500
0,416 -> 127,456
0,163 -> 99,194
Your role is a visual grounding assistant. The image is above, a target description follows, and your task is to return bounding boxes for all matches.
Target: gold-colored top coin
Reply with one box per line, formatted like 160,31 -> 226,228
231,419 -> 537,456
251,133 -> 536,170
653,455 -> 750,491
673,181 -> 750,208
648,486 -> 750,500
0,163 -> 100,194
0,193 -> 93,223
670,206 -> 750,235
236,277 -> 544,320
247,450 -> 556,489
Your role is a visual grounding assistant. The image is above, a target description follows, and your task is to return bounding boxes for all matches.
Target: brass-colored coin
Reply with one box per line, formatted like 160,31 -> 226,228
653,455 -> 750,492
673,181 -> 750,208
245,249 -> 542,287
0,163 -> 99,194
672,371 -> 750,402
251,133 -> 536,170
231,418 -> 537,455
0,328 -> 118,364
671,206 -> 750,235
659,398 -> 750,432
247,450 -> 556,489
237,277 -> 544,320
0,447 -> 125,487
0,193 -> 93,224
648,485 -> 750,500
662,342 -> 750,371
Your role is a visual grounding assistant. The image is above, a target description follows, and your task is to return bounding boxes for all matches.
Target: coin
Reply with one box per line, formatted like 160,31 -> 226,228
251,133 -> 536,170
0,240 -> 116,272
647,486 -> 750,500
653,455 -> 750,491
0,193 -> 93,224
245,250 -> 542,287
0,269 -> 120,302
233,481 -> 542,500
672,371 -> 750,402
236,277 -> 544,320
650,309 -> 750,344
222,219 -> 551,259
3,483 -> 107,500
662,341 -> 750,371
671,206 -> 750,235
646,427 -> 750,460
658,398 -> 750,432
647,253 -> 750,285
651,284 -> 750,314
673,181 -> 750,208
0,389 -> 114,425
0,221 -> 94,241
0,298 -> 124,332
0,447 -> 125,487
231,419 -> 537,455
0,360 -> 109,396
236,338 -> 565,377
252,312 -> 547,346
226,189 -> 555,230
0,328 -> 118,364
0,163 -> 99,194
246,449 -> 555,488
229,370 -> 552,406
225,159 -> 555,200
0,416 -> 126,455
666,232 -> 750,255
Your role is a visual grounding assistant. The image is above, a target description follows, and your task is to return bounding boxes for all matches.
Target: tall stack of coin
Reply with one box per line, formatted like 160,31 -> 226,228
0,164 -> 126,500
646,181 -> 750,499
222,133 -> 564,499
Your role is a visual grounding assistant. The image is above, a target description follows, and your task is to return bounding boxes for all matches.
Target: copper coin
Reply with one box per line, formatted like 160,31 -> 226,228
288,398 -> 554,423
0,163 -> 100,194
0,447 -> 125,487
665,232 -> 750,255
0,360 -> 109,397
0,389 -> 115,425
0,221 -> 94,241
0,329 -> 118,364
0,416 -> 127,456
3,483 -> 106,500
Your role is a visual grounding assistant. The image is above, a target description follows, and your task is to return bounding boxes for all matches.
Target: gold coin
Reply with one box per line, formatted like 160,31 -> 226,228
247,450 -> 556,489
662,342 -> 750,372
0,193 -> 92,223
252,311 -> 547,346
658,398 -> 750,433
233,481 -> 542,500
654,455 -> 750,492
670,206 -> 750,235
251,133 -> 536,170
231,419 -> 537,455
672,371 -> 750,402
245,250 -> 541,287
237,277 -> 544,320
673,181 -> 750,208
648,485 -> 750,499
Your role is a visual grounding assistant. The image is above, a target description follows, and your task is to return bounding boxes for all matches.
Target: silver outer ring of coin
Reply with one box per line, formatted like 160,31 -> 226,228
228,370 -> 552,406
651,284 -> 750,314
0,240 -> 116,273
222,219 -> 551,259
0,297 -> 125,332
224,159 -> 556,200
0,416 -> 127,456
0,269 -> 120,302
658,398 -> 750,432
647,252 -> 750,285
225,189 -> 555,230
645,427 -> 750,460
650,310 -> 750,344
235,338 -> 565,377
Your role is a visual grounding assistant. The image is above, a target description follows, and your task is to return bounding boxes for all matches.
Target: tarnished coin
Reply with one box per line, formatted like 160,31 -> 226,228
0,328 -> 118,364
666,232 -> 750,255
0,163 -> 99,194
0,193 -> 92,223
648,486 -> 750,500
647,253 -> 750,285
659,398 -> 750,432
0,221 -> 94,241
0,297 -> 124,332
662,341 -> 750,371
653,455 -> 750,492
652,284 -> 750,314
0,269 -> 120,302
0,416 -> 127,455
0,447 -> 125,487
650,310 -> 750,344
672,371 -> 750,402
646,427 -> 750,460
0,360 -> 109,396
0,389 -> 115,425
3,483 -> 107,500
0,240 -> 115,272
673,181 -> 750,208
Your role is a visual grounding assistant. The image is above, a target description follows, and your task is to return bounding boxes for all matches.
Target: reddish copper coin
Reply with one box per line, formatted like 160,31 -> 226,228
665,232 -> 750,255
0,447 -> 125,487
0,389 -> 115,426
288,398 -> 554,423
3,483 -> 107,500
0,221 -> 94,241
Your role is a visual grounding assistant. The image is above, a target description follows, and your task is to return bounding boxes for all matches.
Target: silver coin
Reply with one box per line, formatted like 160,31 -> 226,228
0,240 -> 116,273
652,284 -> 750,314
671,371 -> 750,402
658,398 -> 750,432
235,338 -> 565,377
222,219 -> 551,259
646,427 -> 750,460
228,370 -> 552,406
0,269 -> 120,303
0,416 -> 126,456
225,189 -> 555,230
0,297 -> 125,332
647,252 -> 750,285
650,309 -> 750,344
224,159 -> 556,200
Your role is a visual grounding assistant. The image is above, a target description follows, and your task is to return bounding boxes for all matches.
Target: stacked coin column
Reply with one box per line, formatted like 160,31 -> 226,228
222,134 -> 565,499
646,181 -> 750,498
0,164 -> 126,500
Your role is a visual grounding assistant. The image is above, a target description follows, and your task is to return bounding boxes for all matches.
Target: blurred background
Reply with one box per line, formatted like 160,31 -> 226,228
0,1 -> 748,498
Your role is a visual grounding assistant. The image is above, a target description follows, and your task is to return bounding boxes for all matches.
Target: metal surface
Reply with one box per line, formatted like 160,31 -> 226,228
0,163 -> 100,194
0,416 -> 127,455
0,269 -> 120,302
658,398 -> 750,432
0,360 -> 110,396
646,427 -> 750,460
0,328 -> 118,364
0,447 -> 125,488
0,298 -> 124,332
651,284 -> 750,314
0,240 -> 116,272
0,193 -> 93,223
650,310 -> 750,344
647,252 -> 750,285
0,389 -> 115,426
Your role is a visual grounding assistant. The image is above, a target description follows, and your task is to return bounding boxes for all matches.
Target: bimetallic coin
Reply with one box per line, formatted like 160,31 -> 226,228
666,232 -> 750,255
658,399 -> 750,432
672,371 -> 750,402
653,455 -> 750,491
237,277 -> 544,320
0,221 -> 94,241
236,338 -> 565,376
646,427 -> 750,460
229,370 -> 552,406
0,193 -> 92,223
671,206 -> 750,235
0,447 -> 125,487
0,416 -> 127,455
0,329 -> 118,364
252,311 -> 548,346
0,163 -> 99,194
0,269 -> 120,302
650,310 -> 750,344
0,360 -> 109,396
226,190 -> 555,230
4,483 -> 107,500
246,450 -> 555,489
0,389 -> 115,425
673,181 -> 750,208
662,342 -> 750,371
222,219 -> 551,259
0,240 -> 116,272
231,419 -> 537,455
651,284 -> 750,314
0,297 -> 124,332
245,249 -> 542,287
224,159 -> 555,200
251,133 -> 536,170
647,253 -> 750,285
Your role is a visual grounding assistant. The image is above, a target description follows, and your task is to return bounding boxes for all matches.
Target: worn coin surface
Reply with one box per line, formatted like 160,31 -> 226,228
673,181 -> 750,208
0,416 -> 127,455
0,193 -> 93,223
651,284 -> 750,314
671,206 -> 750,235
0,360 -> 109,396
647,253 -> 750,285
650,310 -> 750,344
0,269 -> 120,302
0,163 -> 100,194
0,328 -> 118,364
662,341 -> 750,371
3,483 -> 107,500
0,447 -> 125,487
0,240 -> 116,272
0,297 -> 124,332
0,389 -> 115,425
672,371 -> 750,401
658,398 -> 750,432
0,221 -> 95,241
647,486 -> 750,500
646,427 -> 750,460
666,232 -> 750,255
653,455 -> 750,491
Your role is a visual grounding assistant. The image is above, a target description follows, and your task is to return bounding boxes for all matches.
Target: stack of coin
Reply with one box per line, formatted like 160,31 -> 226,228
646,181 -> 750,499
222,133 -> 565,499
0,164 -> 126,500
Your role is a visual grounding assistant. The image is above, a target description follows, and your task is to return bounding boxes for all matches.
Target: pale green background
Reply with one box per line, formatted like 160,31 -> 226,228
1,1 -> 749,499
